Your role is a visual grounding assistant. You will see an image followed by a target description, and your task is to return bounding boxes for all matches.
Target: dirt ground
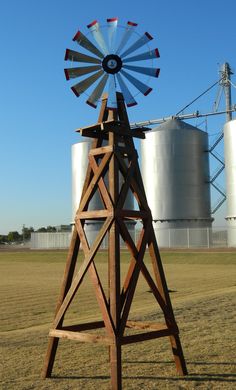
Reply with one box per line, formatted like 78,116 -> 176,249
0,250 -> 235,389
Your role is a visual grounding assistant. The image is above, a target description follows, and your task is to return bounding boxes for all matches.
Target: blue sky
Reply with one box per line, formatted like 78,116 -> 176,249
1,0 -> 236,234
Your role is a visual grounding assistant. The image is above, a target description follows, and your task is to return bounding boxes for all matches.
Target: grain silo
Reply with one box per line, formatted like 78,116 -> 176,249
72,140 -> 135,247
141,118 -> 212,247
223,119 -> 236,246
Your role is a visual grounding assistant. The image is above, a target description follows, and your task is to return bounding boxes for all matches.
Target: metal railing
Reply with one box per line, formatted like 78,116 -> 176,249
30,227 -> 236,249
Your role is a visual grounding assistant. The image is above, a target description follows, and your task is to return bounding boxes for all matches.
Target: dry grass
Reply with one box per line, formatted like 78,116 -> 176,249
0,249 -> 236,389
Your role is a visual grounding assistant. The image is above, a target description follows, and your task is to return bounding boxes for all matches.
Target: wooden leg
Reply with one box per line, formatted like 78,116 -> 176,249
41,229 -> 80,378
110,342 -> 122,390
169,334 -> 188,375
42,336 -> 59,378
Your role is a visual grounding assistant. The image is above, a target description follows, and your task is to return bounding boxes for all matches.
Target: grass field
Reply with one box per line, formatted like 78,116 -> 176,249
1,249 -> 236,389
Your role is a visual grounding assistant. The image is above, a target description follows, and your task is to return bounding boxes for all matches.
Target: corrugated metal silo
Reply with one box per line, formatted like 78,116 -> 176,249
224,119 -> 236,247
140,118 -> 212,247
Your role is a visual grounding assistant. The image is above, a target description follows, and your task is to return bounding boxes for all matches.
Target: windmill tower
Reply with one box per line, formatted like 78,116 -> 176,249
42,18 -> 187,389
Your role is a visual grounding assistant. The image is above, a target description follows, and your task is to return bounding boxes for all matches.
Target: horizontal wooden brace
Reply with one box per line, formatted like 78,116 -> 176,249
126,321 -> 178,333
78,128 -> 108,139
116,209 -> 151,220
76,210 -> 113,220
77,120 -> 147,139
49,329 -> 114,345
89,145 -> 114,156
106,125 -> 146,139
61,321 -> 105,332
76,119 -> 117,134
121,327 -> 178,345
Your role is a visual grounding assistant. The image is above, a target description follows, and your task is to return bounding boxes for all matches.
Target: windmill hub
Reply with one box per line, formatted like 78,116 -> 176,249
102,54 -> 122,74
65,18 -> 161,108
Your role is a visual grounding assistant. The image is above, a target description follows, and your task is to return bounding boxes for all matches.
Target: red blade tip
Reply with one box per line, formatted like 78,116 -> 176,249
128,21 -> 138,26
107,18 -> 118,22
73,31 -> 81,41
145,32 -> 153,40
64,49 -> 70,61
87,20 -> 97,28
155,48 -> 160,58
144,87 -> 152,96
127,102 -> 138,107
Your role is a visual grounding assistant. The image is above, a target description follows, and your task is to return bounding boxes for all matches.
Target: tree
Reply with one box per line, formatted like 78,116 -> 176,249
46,226 -> 56,232
22,226 -> 34,241
37,227 -> 47,232
8,231 -> 21,242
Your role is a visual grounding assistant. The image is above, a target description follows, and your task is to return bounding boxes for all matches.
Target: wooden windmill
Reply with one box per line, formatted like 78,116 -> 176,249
42,19 -> 187,390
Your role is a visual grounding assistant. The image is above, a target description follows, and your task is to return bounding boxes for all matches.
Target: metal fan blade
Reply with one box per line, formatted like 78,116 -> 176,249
86,73 -> 109,108
87,20 -> 109,56
123,48 -> 160,63
73,30 -> 104,59
71,69 -> 104,96
107,17 -> 118,53
64,65 -> 101,80
123,64 -> 160,78
116,21 -> 138,55
120,69 -> 152,96
107,75 -> 117,109
116,73 -> 137,107
120,32 -> 153,59
65,48 -> 102,64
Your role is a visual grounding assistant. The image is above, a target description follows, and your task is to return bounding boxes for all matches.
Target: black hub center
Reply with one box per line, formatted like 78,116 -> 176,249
102,54 -> 122,74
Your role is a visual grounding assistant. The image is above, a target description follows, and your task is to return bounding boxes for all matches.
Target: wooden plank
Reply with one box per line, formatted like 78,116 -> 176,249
104,125 -> 145,139
78,152 -> 112,212
61,321 -> 104,332
41,227 -> 81,378
116,209 -> 150,219
117,219 -> 170,319
52,216 -> 113,329
126,321 -> 178,332
107,109 -> 122,390
116,158 -> 135,210
115,150 -> 150,210
89,145 -> 113,156
88,263 -> 115,336
49,329 -> 113,345
76,209 -> 113,219
89,154 -> 113,211
119,208 -> 151,336
67,218 -> 116,339
121,328 -> 176,345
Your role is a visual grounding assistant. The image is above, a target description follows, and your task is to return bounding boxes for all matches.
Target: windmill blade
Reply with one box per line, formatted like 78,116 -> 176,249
116,73 -> 137,107
64,65 -> 101,80
107,17 -> 118,53
122,48 -> 160,63
120,69 -> 152,96
73,30 -> 104,59
116,21 -> 138,55
120,32 -> 153,59
123,64 -> 160,78
107,75 -> 117,109
65,48 -> 102,64
86,73 -> 109,108
71,69 -> 104,97
87,20 -> 109,56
